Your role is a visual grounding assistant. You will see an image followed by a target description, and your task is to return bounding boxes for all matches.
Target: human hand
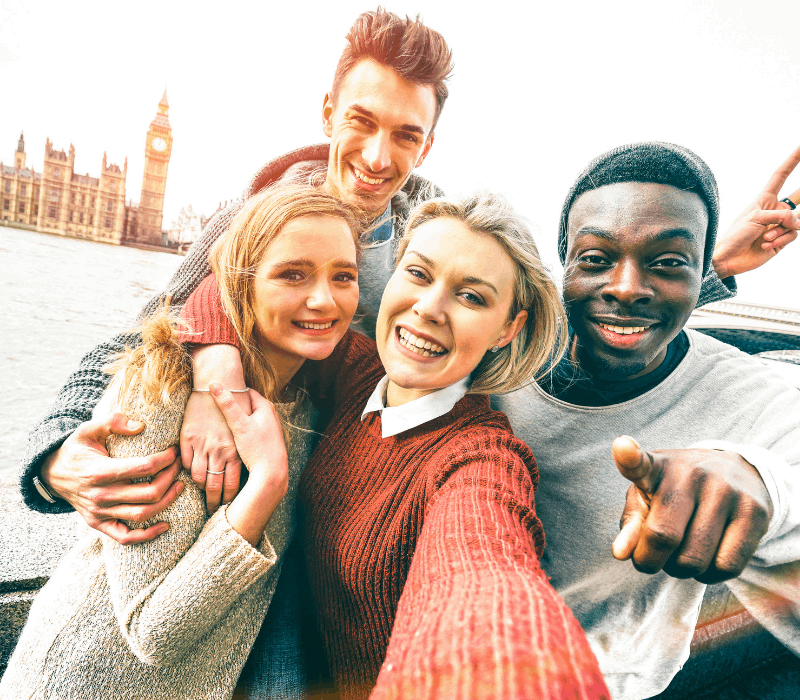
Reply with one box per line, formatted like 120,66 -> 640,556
40,413 -> 184,544
206,383 -> 289,545
712,144 -> 800,279
611,436 -> 772,584
180,390 -> 250,515
181,343 -> 250,514
207,383 -> 288,493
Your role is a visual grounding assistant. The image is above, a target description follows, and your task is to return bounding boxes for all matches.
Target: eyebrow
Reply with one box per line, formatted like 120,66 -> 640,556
349,104 -> 426,136
269,258 -> 358,271
406,251 -> 499,294
574,226 -> 699,244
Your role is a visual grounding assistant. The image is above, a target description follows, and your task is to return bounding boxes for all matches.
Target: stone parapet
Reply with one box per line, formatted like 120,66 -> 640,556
0,476 -> 78,673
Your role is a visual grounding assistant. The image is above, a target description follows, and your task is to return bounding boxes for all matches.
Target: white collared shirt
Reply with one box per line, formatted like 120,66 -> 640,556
361,375 -> 471,438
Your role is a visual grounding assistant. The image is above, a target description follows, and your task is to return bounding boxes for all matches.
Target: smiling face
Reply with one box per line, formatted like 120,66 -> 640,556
376,216 -> 527,406
322,58 -> 436,218
253,214 -> 359,380
563,182 -> 707,380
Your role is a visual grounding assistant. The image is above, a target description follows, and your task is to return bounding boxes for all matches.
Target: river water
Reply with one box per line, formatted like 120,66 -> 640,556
0,226 -> 182,481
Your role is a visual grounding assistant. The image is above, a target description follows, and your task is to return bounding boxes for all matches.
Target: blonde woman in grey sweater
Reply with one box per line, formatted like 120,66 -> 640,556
1,184 -> 361,700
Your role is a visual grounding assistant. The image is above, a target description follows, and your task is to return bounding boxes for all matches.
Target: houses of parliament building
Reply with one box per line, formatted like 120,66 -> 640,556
0,92 -> 173,248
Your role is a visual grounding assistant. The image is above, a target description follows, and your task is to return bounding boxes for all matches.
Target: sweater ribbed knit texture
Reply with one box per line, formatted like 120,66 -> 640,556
295,331 -> 609,700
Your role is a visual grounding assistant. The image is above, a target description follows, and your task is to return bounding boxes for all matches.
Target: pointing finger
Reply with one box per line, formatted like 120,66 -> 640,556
612,435 -> 663,496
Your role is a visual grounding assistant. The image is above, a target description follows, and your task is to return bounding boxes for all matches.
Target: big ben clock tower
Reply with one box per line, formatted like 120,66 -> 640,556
134,90 -> 173,246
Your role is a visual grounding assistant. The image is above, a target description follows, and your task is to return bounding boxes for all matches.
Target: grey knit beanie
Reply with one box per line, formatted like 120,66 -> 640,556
558,142 -> 719,277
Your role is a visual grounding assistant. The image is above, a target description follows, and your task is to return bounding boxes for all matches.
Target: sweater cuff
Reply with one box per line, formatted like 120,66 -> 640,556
697,269 -> 736,308
218,505 -> 279,571
178,273 -> 241,349
691,440 -> 788,544
19,419 -> 82,515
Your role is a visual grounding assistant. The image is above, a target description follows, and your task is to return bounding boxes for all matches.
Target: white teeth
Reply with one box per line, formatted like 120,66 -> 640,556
398,328 -> 447,356
353,167 -> 385,185
599,324 -> 647,335
297,321 -> 334,330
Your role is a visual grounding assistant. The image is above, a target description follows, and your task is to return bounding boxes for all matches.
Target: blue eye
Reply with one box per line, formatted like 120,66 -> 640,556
406,266 -> 429,281
459,290 -> 486,306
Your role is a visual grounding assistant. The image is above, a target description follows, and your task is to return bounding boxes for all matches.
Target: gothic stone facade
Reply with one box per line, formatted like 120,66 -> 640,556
2,93 -> 172,247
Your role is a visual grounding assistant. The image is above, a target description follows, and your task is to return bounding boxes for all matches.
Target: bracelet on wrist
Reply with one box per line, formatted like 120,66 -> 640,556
192,387 -> 249,393
33,475 -> 58,504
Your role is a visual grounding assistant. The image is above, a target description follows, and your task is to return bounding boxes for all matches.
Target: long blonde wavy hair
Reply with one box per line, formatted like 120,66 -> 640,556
207,183 -> 359,402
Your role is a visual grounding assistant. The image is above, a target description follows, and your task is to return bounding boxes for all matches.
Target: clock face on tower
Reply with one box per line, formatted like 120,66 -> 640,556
151,137 -> 167,152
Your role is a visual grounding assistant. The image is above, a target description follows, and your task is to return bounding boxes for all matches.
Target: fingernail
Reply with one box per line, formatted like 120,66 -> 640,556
127,419 -> 144,430
764,231 -> 776,241
209,381 -> 222,397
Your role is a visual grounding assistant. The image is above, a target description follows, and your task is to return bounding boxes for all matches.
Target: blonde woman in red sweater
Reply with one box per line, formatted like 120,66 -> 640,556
183,192 -> 609,700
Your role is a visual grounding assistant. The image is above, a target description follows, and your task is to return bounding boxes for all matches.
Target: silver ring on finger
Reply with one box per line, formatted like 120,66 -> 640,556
206,468 -> 225,475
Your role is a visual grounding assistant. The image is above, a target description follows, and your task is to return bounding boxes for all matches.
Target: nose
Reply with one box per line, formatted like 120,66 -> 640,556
601,259 -> 654,306
412,285 -> 447,325
362,131 -> 391,173
306,278 -> 337,313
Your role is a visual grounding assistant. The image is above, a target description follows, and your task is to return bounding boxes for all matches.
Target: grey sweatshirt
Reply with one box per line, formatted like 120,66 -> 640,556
493,329 -> 800,700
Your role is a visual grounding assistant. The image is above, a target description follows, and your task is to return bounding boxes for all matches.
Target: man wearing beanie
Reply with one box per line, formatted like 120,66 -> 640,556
494,142 -> 800,699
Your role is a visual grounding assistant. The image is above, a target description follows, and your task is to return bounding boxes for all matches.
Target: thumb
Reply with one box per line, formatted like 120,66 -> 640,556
209,382 -> 249,435
612,435 -> 662,495
612,484 -> 650,561
77,412 -> 145,449
247,387 -> 273,414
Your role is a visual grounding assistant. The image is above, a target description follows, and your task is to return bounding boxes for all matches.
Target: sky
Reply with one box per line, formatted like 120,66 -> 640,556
2,0 -> 799,308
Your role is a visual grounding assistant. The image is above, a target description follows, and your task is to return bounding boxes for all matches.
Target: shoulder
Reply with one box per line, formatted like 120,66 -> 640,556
426,395 -> 539,489
685,329 -> 799,391
393,173 -> 445,219
303,330 -> 383,408
245,144 -> 329,198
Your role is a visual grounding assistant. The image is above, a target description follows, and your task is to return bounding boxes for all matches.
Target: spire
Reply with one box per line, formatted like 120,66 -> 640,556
153,89 -> 171,127
17,132 -> 24,153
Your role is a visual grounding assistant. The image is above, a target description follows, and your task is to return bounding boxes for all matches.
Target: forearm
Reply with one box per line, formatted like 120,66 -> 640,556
105,474 -> 276,665
224,471 -> 287,547
373,449 -> 608,700
20,330 -> 138,513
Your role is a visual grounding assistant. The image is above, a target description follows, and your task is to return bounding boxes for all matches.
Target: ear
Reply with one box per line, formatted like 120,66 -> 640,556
322,92 -> 334,138
495,309 -> 528,350
415,133 -> 435,168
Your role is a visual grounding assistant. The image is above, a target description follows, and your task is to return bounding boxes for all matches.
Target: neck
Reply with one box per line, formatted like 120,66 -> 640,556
270,355 -> 306,397
385,380 -> 434,407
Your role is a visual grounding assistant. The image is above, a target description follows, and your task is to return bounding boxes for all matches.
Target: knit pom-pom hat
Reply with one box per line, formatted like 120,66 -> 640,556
557,142 -> 719,277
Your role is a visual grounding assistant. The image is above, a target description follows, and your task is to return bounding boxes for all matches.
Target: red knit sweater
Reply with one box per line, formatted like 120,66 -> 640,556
181,276 -> 609,700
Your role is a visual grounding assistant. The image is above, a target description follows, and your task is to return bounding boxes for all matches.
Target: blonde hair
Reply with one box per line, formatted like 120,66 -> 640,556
105,303 -> 192,414
208,183 -> 360,401
397,192 -> 568,395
